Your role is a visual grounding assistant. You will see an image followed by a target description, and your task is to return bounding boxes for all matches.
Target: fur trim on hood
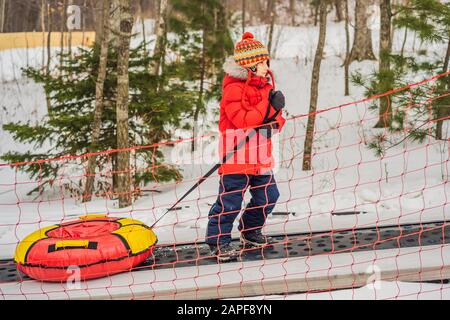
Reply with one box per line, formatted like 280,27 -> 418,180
223,56 -> 248,80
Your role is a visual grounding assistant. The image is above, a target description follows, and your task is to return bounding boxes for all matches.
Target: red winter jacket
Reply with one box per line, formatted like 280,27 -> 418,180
218,57 -> 286,175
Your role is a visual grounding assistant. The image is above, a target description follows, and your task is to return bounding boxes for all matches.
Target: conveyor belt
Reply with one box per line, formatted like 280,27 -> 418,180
1,221 -> 449,283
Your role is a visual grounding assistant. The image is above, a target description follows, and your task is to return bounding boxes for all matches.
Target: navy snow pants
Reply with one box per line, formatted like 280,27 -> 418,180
206,173 -> 280,246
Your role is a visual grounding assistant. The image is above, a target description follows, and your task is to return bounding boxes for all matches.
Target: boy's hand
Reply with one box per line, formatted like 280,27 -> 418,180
269,90 -> 285,111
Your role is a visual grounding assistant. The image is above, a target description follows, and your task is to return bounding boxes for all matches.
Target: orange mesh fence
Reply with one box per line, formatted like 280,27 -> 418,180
0,71 -> 449,300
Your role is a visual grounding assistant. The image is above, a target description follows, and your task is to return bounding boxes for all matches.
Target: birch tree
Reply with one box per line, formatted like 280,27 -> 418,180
83,0 -> 110,202
374,0 -> 393,128
113,0 -> 133,208
150,0 -> 168,76
349,0 -> 376,63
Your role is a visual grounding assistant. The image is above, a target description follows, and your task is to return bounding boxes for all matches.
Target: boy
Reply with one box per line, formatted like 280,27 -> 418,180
206,32 -> 286,262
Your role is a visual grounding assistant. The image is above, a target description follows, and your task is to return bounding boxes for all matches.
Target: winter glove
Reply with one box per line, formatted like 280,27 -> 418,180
269,90 -> 285,111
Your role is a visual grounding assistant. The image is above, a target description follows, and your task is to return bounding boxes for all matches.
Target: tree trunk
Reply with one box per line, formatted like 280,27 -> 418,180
334,0 -> 343,22
0,0 -> 6,33
289,0 -> 295,26
150,0 -> 167,76
191,2 -> 207,153
400,27 -> 407,58
313,1 -> 319,26
83,0 -> 110,203
242,0 -> 246,33
265,0 -> 274,24
344,0 -> 350,96
435,38 -> 450,140
374,0 -> 393,128
23,1 -> 31,32
349,0 -> 376,63
223,0 -> 230,35
303,0 -> 329,171
94,0 -> 104,44
443,38 -> 450,74
81,0 -> 86,46
60,0 -> 67,67
267,0 -> 276,56
68,0 -> 73,56
41,0 -> 46,66
114,0 -> 133,208
139,0 -> 147,57
46,0 -> 52,112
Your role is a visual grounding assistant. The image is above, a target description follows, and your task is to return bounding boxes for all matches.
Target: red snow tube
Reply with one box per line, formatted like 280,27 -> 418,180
14,215 -> 158,282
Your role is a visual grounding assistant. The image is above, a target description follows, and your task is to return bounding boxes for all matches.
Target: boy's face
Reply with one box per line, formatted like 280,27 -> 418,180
252,60 -> 269,77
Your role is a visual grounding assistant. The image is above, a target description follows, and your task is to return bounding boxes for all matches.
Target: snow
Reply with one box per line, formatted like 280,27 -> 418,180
0,14 -> 449,299
238,281 -> 450,300
1,244 -> 449,300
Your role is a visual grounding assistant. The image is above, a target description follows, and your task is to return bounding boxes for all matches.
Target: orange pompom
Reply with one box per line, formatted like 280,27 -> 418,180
242,32 -> 254,41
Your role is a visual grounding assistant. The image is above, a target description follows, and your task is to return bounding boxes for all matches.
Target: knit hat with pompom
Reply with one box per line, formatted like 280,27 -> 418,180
233,32 -> 270,68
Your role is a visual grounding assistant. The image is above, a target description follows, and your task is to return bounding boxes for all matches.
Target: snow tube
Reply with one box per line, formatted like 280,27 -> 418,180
14,214 -> 157,282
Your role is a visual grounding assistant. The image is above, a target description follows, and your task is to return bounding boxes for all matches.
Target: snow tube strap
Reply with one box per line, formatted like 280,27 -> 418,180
48,240 -> 98,253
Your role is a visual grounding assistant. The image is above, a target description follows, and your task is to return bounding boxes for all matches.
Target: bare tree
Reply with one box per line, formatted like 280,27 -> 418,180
60,0 -> 67,67
267,0 -> 276,55
191,1 -> 207,153
113,0 -> 133,208
242,0 -> 246,33
289,0 -> 296,26
343,0 -> 350,96
138,0 -> 147,56
349,0 -> 376,63
150,0 -> 168,76
303,0 -> 329,171
41,0 -> 46,66
81,0 -> 87,46
83,0 -> 110,203
45,0 -> 53,112
68,0 -> 73,56
94,0 -> 105,44
313,1 -> 319,26
264,0 -> 274,23
400,27 -> 408,58
334,0 -> 343,22
0,0 -> 6,33
435,39 -> 450,139
374,0 -> 393,128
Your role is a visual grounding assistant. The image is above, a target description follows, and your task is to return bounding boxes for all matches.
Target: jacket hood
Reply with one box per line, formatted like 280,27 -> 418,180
222,56 -> 274,89
223,56 -> 249,80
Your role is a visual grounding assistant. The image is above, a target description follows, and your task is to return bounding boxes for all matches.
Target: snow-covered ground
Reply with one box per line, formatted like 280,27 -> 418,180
0,15 -> 449,299
1,243 -> 449,300
240,281 -> 450,300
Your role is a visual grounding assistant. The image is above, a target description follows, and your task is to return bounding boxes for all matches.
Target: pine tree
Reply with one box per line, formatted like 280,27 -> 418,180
169,0 -> 233,152
352,0 -> 450,157
394,0 -> 450,140
1,39 -> 197,199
